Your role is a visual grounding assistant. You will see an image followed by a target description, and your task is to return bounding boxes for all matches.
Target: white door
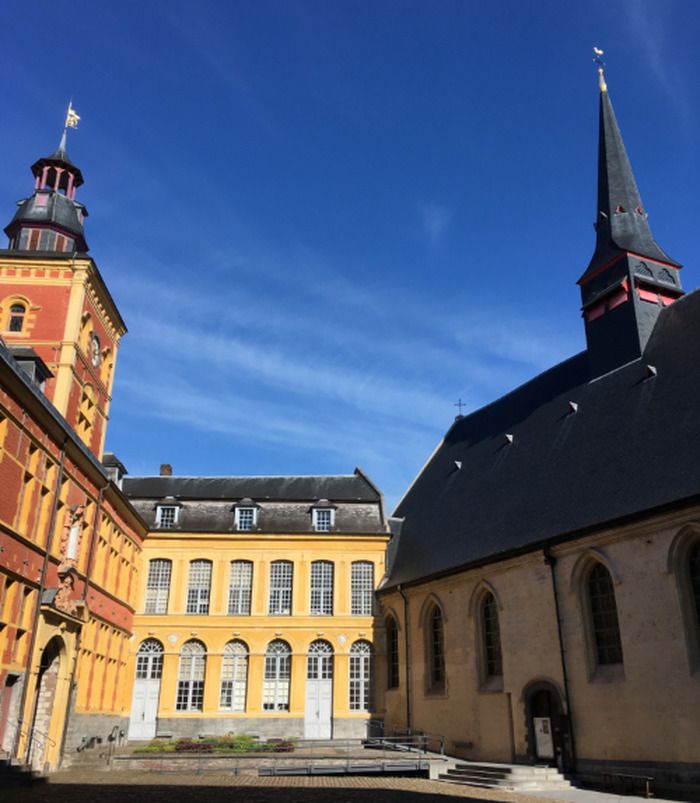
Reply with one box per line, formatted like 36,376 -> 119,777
128,639 -> 163,740
305,641 -> 333,739
533,716 -> 554,759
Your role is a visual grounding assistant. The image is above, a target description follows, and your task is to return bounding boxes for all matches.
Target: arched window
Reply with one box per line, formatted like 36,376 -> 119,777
307,639 -> 333,680
228,560 -> 253,615
349,640 -> 372,711
144,559 -> 171,614
135,638 -> 163,680
690,542 -> 700,629
587,562 -> 623,665
220,640 -> 248,712
351,561 -> 374,615
387,615 -> 399,689
428,605 -> 445,690
482,592 -> 503,677
263,639 -> 291,710
310,560 -> 334,615
8,303 -> 26,333
268,560 -> 293,615
176,640 -> 206,711
186,559 -> 212,614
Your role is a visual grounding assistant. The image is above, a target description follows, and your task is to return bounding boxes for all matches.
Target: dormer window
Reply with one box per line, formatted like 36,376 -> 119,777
156,505 -> 179,529
235,507 -> 257,532
312,508 -> 335,533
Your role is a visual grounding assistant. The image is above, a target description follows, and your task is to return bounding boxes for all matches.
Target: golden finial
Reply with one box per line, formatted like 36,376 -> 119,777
593,47 -> 607,92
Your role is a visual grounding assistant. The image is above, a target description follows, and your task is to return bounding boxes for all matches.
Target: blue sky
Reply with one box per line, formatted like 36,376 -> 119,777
2,1 -> 700,508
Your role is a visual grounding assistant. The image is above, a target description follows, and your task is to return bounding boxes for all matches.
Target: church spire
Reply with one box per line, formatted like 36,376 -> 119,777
579,52 -> 684,378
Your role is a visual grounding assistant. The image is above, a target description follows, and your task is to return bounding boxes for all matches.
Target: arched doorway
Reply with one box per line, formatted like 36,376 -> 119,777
305,640 -> 333,738
523,680 -> 571,769
28,636 -> 64,770
128,639 -> 164,739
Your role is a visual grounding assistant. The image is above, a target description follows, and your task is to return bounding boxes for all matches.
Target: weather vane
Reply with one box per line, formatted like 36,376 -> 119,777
593,47 -> 607,92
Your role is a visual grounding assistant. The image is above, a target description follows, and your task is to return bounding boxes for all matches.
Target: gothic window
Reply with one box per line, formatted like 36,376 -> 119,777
310,560 -> 334,615
387,615 -> 399,689
220,640 -> 248,712
135,638 -> 163,679
482,592 -> 503,677
176,640 -> 206,711
144,558 -> 171,614
186,559 -> 212,615
228,560 -> 253,615
349,640 -> 372,711
307,639 -> 333,681
587,562 -> 623,666
351,561 -> 374,615
263,640 -> 291,711
235,507 -> 257,531
8,304 -> 26,333
268,560 -> 293,615
427,604 -> 445,690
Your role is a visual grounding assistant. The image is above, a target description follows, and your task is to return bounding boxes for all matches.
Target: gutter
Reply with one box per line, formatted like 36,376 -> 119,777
397,585 -> 412,730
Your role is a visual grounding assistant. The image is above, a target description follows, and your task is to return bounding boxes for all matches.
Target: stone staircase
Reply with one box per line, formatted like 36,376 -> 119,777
0,754 -> 47,786
439,760 -> 573,791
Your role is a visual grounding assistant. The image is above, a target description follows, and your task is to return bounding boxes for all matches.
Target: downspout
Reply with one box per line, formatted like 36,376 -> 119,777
57,482 -> 107,763
543,546 -> 577,772
397,585 -> 412,730
15,439 -> 67,761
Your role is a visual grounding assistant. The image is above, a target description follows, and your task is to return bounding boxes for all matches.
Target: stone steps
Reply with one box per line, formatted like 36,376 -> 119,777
438,761 -> 573,791
0,756 -> 47,786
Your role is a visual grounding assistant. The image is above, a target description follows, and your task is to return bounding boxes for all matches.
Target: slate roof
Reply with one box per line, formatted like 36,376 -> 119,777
5,191 -> 88,250
386,288 -> 700,588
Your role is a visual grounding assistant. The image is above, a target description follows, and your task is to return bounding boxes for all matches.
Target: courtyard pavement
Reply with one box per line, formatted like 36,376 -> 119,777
4,769 -> 686,803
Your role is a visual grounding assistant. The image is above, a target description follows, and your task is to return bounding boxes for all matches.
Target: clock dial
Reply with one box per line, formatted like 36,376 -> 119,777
90,334 -> 101,367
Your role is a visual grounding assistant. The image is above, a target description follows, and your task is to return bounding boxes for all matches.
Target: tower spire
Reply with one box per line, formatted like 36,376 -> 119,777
578,52 -> 684,378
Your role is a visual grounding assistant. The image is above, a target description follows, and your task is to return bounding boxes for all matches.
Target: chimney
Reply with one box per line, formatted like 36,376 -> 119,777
160,463 -> 173,476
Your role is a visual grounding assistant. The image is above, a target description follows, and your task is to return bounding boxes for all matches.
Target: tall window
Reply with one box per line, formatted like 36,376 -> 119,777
220,640 -> 248,712
351,561 -> 374,615
349,640 -> 372,711
268,560 -> 293,614
310,560 -> 334,615
587,562 -> 623,665
155,505 -> 178,529
387,615 -> 399,689
144,558 -> 172,614
186,559 -> 212,614
482,592 -> 503,677
228,560 -> 253,615
135,638 -> 163,679
8,303 -> 26,332
176,640 -> 206,711
307,639 -> 333,681
690,542 -> 700,630
428,605 -> 445,689
263,640 -> 291,710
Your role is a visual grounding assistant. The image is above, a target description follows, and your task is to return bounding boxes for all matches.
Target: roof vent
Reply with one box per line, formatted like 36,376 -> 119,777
568,401 -> 579,414
454,460 -> 462,470
645,364 -> 658,379
505,433 -> 514,444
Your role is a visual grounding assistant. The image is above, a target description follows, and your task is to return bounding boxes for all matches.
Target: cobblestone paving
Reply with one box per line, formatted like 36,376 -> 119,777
6,769 -> 560,803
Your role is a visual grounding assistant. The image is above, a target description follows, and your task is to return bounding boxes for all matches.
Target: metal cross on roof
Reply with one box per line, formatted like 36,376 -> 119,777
454,398 -> 466,415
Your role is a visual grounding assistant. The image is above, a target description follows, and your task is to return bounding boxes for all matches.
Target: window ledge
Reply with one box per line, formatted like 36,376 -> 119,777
589,663 -> 625,683
478,676 -> 504,694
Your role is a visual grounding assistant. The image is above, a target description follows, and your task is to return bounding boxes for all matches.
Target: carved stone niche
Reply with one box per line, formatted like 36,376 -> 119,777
54,565 -> 79,617
60,504 -> 85,566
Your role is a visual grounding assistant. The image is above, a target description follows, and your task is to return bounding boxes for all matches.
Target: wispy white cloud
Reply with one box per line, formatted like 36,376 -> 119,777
419,202 -> 452,243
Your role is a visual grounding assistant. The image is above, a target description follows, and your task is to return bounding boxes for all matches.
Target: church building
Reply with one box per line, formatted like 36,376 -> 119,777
377,70 -> 700,797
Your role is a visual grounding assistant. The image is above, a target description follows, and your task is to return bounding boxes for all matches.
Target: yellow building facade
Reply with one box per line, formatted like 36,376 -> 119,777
121,469 -> 390,740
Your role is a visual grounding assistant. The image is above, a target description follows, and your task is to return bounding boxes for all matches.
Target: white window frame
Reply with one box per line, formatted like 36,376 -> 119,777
176,640 -> 206,711
312,507 -> 335,532
349,640 -> 372,711
186,559 -> 212,614
144,558 -> 172,614
263,640 -> 291,711
235,506 -> 257,532
268,561 -> 293,615
228,560 -> 253,615
155,504 -> 179,529
310,560 -> 334,615
351,561 -> 374,616
220,640 -> 248,712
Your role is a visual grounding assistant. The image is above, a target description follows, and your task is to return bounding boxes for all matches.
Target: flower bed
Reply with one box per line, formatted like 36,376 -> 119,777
134,735 -> 294,754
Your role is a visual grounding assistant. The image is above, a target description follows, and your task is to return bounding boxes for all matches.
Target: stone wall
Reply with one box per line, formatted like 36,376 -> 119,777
62,711 -> 130,764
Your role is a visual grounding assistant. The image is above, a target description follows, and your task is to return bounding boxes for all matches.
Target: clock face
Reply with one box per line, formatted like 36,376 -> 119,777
90,334 -> 101,367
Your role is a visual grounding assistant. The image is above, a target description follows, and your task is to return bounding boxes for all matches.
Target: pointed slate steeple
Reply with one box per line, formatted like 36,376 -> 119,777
579,65 -> 683,378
